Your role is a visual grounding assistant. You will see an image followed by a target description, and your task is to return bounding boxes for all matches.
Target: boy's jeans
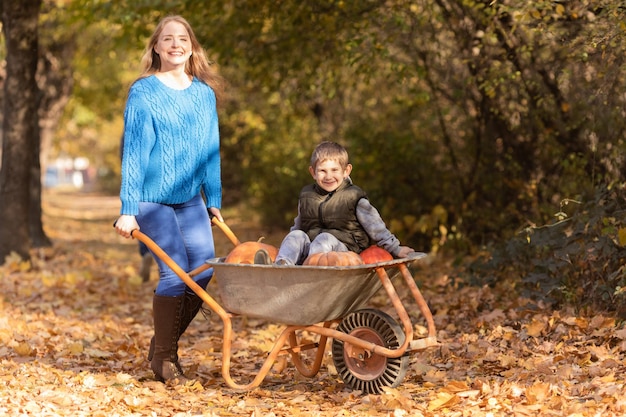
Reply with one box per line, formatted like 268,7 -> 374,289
276,230 -> 349,265
137,194 -> 214,296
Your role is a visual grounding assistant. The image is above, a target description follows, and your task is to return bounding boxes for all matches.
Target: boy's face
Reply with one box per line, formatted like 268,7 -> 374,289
309,159 -> 352,193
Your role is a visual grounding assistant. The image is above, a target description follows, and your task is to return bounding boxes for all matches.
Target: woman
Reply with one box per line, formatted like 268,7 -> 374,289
114,15 -> 225,384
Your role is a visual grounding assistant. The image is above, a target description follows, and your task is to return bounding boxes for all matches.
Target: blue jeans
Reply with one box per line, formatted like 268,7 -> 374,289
136,194 -> 214,296
275,230 -> 348,265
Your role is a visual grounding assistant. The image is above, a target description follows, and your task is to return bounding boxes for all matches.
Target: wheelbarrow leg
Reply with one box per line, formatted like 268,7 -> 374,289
372,267 -> 414,357
399,264 -> 437,338
287,321 -> 332,378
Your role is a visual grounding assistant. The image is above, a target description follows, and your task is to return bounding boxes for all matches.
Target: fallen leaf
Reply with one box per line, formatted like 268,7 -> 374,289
428,392 -> 459,411
525,319 -> 546,337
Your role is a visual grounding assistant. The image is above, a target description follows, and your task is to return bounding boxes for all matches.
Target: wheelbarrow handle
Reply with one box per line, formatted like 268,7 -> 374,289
211,216 -> 241,247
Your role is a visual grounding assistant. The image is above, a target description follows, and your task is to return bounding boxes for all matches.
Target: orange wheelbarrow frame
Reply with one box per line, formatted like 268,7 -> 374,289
131,218 -> 438,391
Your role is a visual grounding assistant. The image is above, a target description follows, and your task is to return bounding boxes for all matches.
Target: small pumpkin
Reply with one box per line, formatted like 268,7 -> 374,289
303,251 -> 364,266
224,241 -> 278,264
360,245 -> 393,264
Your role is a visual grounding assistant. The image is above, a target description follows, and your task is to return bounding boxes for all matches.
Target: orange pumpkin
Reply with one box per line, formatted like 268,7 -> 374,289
360,245 -> 393,264
303,251 -> 364,266
224,241 -> 279,264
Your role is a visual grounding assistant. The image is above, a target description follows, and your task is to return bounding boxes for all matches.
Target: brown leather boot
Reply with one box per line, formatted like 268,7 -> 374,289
148,291 -> 205,363
150,294 -> 188,384
180,291 -> 206,334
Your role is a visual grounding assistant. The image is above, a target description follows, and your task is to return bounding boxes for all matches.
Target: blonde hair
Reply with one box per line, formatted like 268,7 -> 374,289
134,15 -> 225,105
310,141 -> 350,170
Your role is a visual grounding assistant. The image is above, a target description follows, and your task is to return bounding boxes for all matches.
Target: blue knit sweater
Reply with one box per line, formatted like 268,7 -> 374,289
119,75 -> 221,215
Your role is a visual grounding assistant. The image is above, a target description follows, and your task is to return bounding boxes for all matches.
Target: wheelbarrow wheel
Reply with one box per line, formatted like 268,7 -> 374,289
332,308 -> 409,394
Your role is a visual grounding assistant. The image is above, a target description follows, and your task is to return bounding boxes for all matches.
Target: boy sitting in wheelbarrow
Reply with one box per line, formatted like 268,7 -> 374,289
255,141 -> 415,265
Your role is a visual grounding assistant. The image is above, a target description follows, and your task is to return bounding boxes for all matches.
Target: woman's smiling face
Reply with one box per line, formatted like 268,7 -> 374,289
154,21 -> 192,71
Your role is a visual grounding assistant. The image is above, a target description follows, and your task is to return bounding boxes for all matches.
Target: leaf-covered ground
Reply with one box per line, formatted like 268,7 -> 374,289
1,191 -> 626,416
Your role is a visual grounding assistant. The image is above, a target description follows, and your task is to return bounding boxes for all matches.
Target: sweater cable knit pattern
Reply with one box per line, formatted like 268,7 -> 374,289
120,75 -> 221,215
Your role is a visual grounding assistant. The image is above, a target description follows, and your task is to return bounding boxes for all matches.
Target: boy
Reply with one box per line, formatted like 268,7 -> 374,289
255,141 -> 414,265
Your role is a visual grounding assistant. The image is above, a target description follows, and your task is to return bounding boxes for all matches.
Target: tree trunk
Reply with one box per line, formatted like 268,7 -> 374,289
28,36 -> 75,248
0,0 -> 42,261
29,113 -> 50,248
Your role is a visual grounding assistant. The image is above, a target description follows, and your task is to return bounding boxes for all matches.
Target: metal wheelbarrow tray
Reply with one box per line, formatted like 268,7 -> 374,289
132,223 -> 438,394
208,257 -> 422,325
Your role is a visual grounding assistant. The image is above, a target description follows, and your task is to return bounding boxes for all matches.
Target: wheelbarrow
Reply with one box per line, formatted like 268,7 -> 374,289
132,218 -> 438,394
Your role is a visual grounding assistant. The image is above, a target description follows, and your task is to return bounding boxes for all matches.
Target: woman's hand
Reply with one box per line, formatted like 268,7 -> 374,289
115,215 -> 139,238
208,207 -> 224,223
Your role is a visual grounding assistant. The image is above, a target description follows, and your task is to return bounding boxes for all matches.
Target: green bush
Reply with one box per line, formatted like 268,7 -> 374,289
468,183 -> 626,315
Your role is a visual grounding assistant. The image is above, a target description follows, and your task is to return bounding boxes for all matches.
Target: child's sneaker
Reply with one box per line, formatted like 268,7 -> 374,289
254,249 -> 271,265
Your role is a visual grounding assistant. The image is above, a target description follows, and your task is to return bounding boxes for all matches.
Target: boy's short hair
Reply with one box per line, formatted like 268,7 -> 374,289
310,141 -> 349,170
